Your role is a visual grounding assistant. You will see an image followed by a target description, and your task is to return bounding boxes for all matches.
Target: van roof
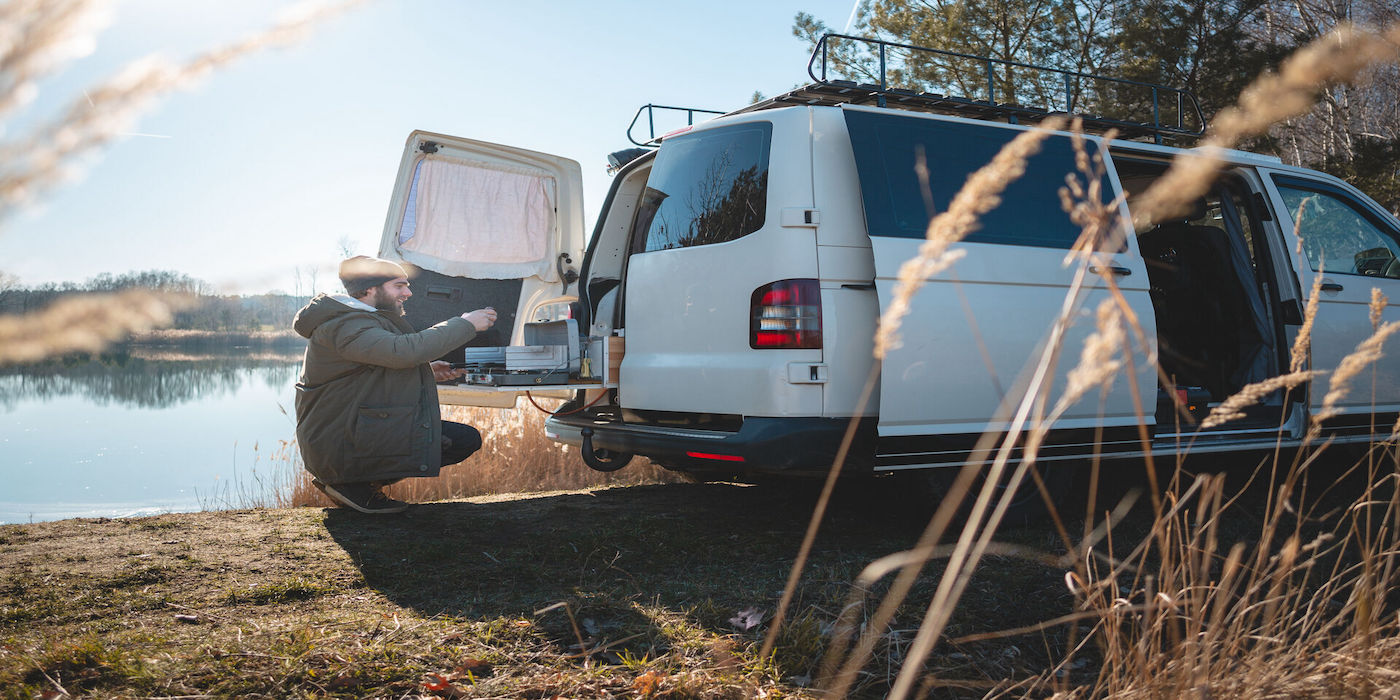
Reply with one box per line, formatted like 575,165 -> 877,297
1108,139 -> 1284,165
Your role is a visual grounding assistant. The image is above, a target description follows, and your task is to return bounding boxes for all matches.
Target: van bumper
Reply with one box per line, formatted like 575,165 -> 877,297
544,413 -> 876,477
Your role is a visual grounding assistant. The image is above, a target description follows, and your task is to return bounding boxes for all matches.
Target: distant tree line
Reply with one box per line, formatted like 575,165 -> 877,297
795,0 -> 1400,213
0,269 -> 310,333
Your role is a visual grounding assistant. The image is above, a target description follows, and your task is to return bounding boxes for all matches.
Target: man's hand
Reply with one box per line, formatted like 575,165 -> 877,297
462,307 -> 498,331
430,360 -> 466,383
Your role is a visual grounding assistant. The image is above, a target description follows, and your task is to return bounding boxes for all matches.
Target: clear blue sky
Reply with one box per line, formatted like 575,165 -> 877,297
1,0 -> 860,294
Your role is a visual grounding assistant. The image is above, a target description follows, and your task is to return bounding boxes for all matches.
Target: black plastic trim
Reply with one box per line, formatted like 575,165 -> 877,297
547,413 -> 877,477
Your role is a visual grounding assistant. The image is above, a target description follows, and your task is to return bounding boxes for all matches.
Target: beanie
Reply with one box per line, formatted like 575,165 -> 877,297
339,256 -> 408,297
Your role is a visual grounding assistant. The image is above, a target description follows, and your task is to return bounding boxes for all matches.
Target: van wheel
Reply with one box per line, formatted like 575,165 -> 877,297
917,462 -> 1074,528
579,428 -> 633,472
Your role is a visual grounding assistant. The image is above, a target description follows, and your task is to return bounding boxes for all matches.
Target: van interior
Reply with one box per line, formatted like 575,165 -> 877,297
1114,157 -> 1294,433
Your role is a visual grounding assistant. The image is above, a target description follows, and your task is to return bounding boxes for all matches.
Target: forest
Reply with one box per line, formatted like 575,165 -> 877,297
0,269 -> 308,335
794,0 -> 1400,213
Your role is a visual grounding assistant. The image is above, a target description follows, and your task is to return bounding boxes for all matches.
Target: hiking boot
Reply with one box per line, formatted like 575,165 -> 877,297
321,482 -> 410,514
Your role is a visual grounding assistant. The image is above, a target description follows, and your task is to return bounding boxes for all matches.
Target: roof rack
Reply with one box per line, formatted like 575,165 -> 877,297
627,104 -> 727,147
739,34 -> 1206,143
625,35 -> 1206,147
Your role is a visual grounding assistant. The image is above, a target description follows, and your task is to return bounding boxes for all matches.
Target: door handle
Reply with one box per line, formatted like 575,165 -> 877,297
1089,265 -> 1132,277
1320,282 -> 1344,292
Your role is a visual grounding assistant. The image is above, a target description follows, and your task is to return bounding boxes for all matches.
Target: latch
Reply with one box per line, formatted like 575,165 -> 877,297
557,253 -> 579,294
780,207 -> 821,228
787,362 -> 828,384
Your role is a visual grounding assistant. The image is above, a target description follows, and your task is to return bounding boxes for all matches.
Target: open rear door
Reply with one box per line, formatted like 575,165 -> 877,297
378,131 -> 586,407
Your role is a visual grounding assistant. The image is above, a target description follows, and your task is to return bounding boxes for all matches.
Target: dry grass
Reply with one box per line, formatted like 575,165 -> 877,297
0,289 -> 193,365
287,401 -> 683,508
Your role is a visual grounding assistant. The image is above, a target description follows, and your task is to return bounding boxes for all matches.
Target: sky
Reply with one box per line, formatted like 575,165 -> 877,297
1,0 -> 861,294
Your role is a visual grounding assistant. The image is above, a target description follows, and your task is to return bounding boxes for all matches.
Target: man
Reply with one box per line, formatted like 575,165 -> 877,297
292,255 -> 497,514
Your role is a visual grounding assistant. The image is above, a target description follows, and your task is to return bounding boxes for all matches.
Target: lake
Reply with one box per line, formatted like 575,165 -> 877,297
0,349 -> 303,524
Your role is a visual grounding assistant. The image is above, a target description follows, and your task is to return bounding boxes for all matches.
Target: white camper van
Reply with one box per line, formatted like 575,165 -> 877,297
377,35 -> 1400,486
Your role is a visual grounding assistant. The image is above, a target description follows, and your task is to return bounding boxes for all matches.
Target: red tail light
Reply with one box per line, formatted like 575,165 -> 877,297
750,279 -> 822,349
685,451 -> 745,462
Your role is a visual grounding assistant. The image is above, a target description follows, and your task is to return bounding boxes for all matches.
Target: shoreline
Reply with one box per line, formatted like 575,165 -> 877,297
125,329 -> 306,346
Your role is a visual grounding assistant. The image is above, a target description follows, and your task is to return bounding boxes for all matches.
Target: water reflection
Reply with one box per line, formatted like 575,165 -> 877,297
0,349 -> 302,411
1,347 -> 304,524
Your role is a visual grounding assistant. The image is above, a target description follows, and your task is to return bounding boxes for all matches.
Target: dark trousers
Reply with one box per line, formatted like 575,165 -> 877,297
440,420 -> 483,466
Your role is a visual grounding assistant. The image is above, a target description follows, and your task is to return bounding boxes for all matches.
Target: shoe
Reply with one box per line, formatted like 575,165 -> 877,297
321,482 -> 410,514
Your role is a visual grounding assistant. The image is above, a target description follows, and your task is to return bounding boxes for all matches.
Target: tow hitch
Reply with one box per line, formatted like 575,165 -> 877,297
579,427 -> 633,472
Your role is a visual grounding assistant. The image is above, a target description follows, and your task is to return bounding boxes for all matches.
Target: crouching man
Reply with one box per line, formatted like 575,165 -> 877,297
293,255 -> 498,514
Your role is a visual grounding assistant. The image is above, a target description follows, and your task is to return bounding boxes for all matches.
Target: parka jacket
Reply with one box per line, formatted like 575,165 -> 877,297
293,293 -> 477,485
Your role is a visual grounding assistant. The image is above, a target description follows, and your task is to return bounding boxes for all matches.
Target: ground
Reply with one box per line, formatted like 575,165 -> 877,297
0,479 -> 1087,699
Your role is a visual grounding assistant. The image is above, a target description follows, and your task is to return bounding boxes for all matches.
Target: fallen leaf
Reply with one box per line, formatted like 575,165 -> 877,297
455,657 -> 493,676
423,672 -> 454,692
728,606 -> 765,631
421,672 -> 470,698
632,670 -> 663,697
174,614 -> 200,624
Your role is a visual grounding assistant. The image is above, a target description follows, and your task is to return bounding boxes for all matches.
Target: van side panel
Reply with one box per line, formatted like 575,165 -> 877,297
839,107 -> 1158,457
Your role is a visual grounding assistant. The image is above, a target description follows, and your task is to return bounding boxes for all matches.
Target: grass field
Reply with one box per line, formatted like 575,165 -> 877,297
2,449 -> 1395,698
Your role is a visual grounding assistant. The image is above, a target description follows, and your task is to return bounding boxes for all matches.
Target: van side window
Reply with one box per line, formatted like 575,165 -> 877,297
1274,178 -> 1400,279
844,110 -> 1106,249
632,123 -> 772,253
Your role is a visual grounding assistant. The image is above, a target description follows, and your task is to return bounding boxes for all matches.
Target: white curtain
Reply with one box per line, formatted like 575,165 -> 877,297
397,155 -> 558,281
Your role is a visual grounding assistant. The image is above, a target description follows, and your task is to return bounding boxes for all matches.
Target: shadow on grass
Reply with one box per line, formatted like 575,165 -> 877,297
322,481 -> 923,617
321,478 -> 1080,682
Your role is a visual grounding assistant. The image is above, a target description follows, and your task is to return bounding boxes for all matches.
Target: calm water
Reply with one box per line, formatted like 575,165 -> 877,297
0,350 -> 303,524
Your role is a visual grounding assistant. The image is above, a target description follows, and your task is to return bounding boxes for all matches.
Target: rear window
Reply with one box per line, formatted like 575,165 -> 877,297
844,110 -> 1102,249
632,122 -> 772,253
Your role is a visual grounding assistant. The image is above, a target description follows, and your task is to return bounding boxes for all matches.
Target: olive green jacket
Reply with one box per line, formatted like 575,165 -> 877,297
292,294 -> 477,485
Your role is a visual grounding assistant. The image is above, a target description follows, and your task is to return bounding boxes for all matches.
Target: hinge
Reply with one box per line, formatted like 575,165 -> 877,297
419,141 -> 439,154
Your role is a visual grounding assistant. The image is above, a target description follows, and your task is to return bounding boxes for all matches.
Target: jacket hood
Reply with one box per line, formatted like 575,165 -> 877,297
293,293 -> 377,338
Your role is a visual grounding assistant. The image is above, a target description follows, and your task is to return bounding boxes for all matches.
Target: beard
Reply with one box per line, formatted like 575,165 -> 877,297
368,289 -> 406,316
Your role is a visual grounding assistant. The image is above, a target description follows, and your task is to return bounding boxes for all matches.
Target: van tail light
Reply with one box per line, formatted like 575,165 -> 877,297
750,279 -> 822,349
686,451 -> 745,463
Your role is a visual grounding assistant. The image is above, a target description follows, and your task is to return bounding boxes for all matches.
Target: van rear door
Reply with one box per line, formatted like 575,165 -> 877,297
378,131 -> 587,407
842,108 -> 1158,468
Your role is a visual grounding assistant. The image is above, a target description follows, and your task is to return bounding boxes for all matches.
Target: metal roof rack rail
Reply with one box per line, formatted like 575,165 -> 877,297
622,34 -> 1206,147
739,33 -> 1207,144
627,104 -> 727,147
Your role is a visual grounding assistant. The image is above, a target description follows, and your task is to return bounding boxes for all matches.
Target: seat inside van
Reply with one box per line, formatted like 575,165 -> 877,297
1116,159 -> 1285,429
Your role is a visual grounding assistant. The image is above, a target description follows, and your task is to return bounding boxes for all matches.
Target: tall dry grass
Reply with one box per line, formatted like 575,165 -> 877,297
791,20 -> 1400,700
287,401 -> 683,508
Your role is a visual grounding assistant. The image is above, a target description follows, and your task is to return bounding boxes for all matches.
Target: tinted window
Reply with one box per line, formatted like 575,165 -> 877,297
844,110 -> 1104,249
1275,177 -> 1400,278
633,123 -> 772,252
